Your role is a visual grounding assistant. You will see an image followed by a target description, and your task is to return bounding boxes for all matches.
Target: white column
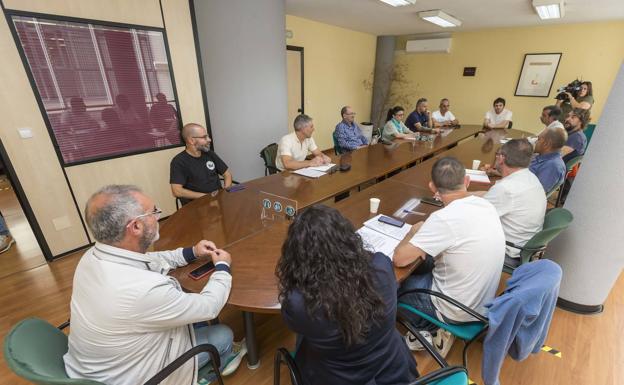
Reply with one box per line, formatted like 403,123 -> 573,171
193,0 -> 288,182
547,61 -> 624,313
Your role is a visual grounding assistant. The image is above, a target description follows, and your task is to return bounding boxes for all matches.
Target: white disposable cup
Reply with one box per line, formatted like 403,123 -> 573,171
369,198 -> 381,214
472,160 -> 481,170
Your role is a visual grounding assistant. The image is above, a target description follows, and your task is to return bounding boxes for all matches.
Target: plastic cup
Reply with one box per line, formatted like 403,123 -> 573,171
369,198 -> 380,214
472,160 -> 481,170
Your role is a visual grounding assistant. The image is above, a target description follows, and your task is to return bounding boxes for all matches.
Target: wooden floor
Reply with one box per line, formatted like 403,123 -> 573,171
0,215 -> 622,384
0,176 -> 46,279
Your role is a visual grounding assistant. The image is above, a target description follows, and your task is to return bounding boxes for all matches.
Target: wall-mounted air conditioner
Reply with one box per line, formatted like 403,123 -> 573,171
405,38 -> 452,54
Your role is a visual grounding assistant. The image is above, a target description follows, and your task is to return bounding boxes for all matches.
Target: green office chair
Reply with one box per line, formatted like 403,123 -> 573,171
583,123 -> 596,147
397,317 -> 469,385
332,131 -> 344,155
503,208 -> 573,274
4,318 -> 224,385
260,143 -> 280,176
398,290 -> 488,369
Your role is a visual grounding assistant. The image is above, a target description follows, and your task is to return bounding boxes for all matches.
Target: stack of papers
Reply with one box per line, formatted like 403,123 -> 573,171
356,215 -> 412,259
466,169 -> 491,184
293,163 -> 336,178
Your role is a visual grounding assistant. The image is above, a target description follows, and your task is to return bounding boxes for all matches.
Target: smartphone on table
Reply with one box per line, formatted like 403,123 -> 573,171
420,197 -> 444,207
378,215 -> 405,228
188,261 -> 216,280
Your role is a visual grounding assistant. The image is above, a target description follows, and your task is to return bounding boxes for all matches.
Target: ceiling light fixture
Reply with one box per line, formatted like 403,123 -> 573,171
418,10 -> 462,28
378,0 -> 417,7
532,0 -> 565,19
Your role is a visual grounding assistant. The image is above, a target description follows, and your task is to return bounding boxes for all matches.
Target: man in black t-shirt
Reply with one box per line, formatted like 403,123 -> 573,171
170,123 -> 232,205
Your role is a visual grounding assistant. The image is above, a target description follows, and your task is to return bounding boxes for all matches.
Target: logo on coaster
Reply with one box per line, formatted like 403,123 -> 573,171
206,161 -> 215,170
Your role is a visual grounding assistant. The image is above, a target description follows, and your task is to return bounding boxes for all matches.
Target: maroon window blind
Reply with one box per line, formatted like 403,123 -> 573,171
12,15 -> 182,165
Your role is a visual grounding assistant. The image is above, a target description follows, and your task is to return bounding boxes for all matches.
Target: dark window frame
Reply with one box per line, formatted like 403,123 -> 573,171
4,9 -> 185,168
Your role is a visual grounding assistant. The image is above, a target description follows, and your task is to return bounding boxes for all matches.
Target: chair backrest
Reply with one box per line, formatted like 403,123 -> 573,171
332,131 -> 343,155
259,143 -> 279,175
545,179 -> 564,198
520,208 -> 573,261
583,123 -> 596,147
565,155 -> 583,172
507,121 -> 513,129
3,318 -> 104,385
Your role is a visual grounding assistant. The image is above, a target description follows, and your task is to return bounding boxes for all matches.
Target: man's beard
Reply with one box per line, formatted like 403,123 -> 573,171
139,222 -> 160,252
197,144 -> 211,152
564,121 -> 575,132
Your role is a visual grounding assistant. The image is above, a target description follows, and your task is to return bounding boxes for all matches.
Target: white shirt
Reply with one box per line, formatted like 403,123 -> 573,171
64,243 -> 232,385
276,132 -> 318,171
409,196 -> 505,322
485,109 -> 513,127
484,168 -> 546,258
432,110 -> 456,123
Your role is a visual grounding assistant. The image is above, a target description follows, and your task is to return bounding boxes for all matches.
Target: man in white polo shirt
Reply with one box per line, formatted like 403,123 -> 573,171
393,157 -> 505,357
276,114 -> 331,171
478,139 -> 546,270
484,97 -> 512,129
538,105 -> 564,135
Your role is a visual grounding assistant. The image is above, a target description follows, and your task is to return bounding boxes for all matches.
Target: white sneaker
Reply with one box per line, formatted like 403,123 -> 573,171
404,330 -> 433,351
221,339 -> 247,376
432,329 -> 455,358
0,234 -> 15,254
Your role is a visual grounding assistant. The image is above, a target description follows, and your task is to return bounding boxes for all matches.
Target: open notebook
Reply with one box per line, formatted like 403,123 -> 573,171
356,215 -> 412,260
293,163 -> 336,178
465,169 -> 491,184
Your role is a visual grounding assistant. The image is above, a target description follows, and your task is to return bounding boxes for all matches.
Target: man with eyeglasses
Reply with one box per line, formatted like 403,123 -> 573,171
476,139 -> 546,267
333,106 -> 368,153
64,185 -> 246,385
170,123 -> 233,205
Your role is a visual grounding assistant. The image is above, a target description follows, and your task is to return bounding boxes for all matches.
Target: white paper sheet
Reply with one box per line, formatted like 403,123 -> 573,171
293,168 -> 326,178
357,226 -> 400,260
308,163 -> 336,172
363,214 -> 412,241
465,169 -> 491,184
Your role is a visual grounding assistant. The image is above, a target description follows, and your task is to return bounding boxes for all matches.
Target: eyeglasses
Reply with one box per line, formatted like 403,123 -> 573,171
495,151 -> 505,157
128,206 -> 162,225
192,135 -> 210,140
344,112 -> 356,116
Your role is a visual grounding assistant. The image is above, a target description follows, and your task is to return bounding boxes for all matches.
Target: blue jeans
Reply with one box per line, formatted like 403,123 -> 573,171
193,323 -> 234,371
398,256 -> 441,333
0,212 -> 9,236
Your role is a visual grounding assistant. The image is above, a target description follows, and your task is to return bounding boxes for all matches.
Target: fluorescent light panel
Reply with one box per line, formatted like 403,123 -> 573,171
379,0 -> 416,7
418,10 -> 462,28
532,0 -> 564,19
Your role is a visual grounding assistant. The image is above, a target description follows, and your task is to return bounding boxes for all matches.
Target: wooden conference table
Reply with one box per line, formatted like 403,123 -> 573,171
155,125 -> 528,367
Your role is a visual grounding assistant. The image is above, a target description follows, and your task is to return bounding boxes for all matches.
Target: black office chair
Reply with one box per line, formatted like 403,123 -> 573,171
260,143 -> 280,176
507,121 -> 513,129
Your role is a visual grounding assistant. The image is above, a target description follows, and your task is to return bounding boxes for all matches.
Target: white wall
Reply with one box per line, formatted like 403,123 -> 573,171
193,0 -> 289,182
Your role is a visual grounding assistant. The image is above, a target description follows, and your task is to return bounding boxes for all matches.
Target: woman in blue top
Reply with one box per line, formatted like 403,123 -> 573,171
276,205 -> 418,385
382,106 -> 416,142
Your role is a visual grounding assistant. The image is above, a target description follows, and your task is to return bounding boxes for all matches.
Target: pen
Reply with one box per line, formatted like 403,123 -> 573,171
403,209 -> 426,215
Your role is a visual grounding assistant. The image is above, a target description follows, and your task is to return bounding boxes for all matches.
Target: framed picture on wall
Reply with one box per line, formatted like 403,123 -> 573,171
514,53 -> 562,97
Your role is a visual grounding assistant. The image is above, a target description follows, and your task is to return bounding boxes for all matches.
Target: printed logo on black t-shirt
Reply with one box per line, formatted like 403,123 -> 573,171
206,161 -> 215,170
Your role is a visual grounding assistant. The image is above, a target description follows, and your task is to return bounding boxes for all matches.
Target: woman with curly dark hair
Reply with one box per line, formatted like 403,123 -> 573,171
276,205 -> 418,385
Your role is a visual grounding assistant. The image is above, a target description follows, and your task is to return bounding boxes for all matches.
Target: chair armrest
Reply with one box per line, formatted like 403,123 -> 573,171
143,344 -> 223,385
57,320 -> 70,330
410,366 -> 468,385
505,240 -> 523,250
396,315 -> 447,369
275,347 -> 303,385
398,288 -> 488,323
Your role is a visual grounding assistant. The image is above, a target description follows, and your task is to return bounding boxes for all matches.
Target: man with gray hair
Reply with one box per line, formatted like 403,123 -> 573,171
476,139 -> 546,267
276,114 -> 331,171
64,185 -> 246,385
530,125 -> 568,194
170,123 -> 233,205
393,157 -> 505,357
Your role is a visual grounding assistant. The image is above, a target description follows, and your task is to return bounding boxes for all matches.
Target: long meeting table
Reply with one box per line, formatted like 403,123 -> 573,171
155,125 -> 529,367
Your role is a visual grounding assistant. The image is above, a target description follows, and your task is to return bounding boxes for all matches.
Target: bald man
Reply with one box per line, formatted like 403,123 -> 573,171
170,123 -> 233,205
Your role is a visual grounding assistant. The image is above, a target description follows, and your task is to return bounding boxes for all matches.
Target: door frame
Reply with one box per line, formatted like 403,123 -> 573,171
286,45 -> 304,115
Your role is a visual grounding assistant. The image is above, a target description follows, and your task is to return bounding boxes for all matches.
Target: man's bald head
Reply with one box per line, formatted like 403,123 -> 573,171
85,185 -> 145,245
181,123 -> 205,142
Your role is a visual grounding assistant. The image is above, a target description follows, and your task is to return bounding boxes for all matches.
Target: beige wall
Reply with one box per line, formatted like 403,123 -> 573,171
393,21 -> 624,134
286,15 -> 377,150
0,0 -> 205,256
